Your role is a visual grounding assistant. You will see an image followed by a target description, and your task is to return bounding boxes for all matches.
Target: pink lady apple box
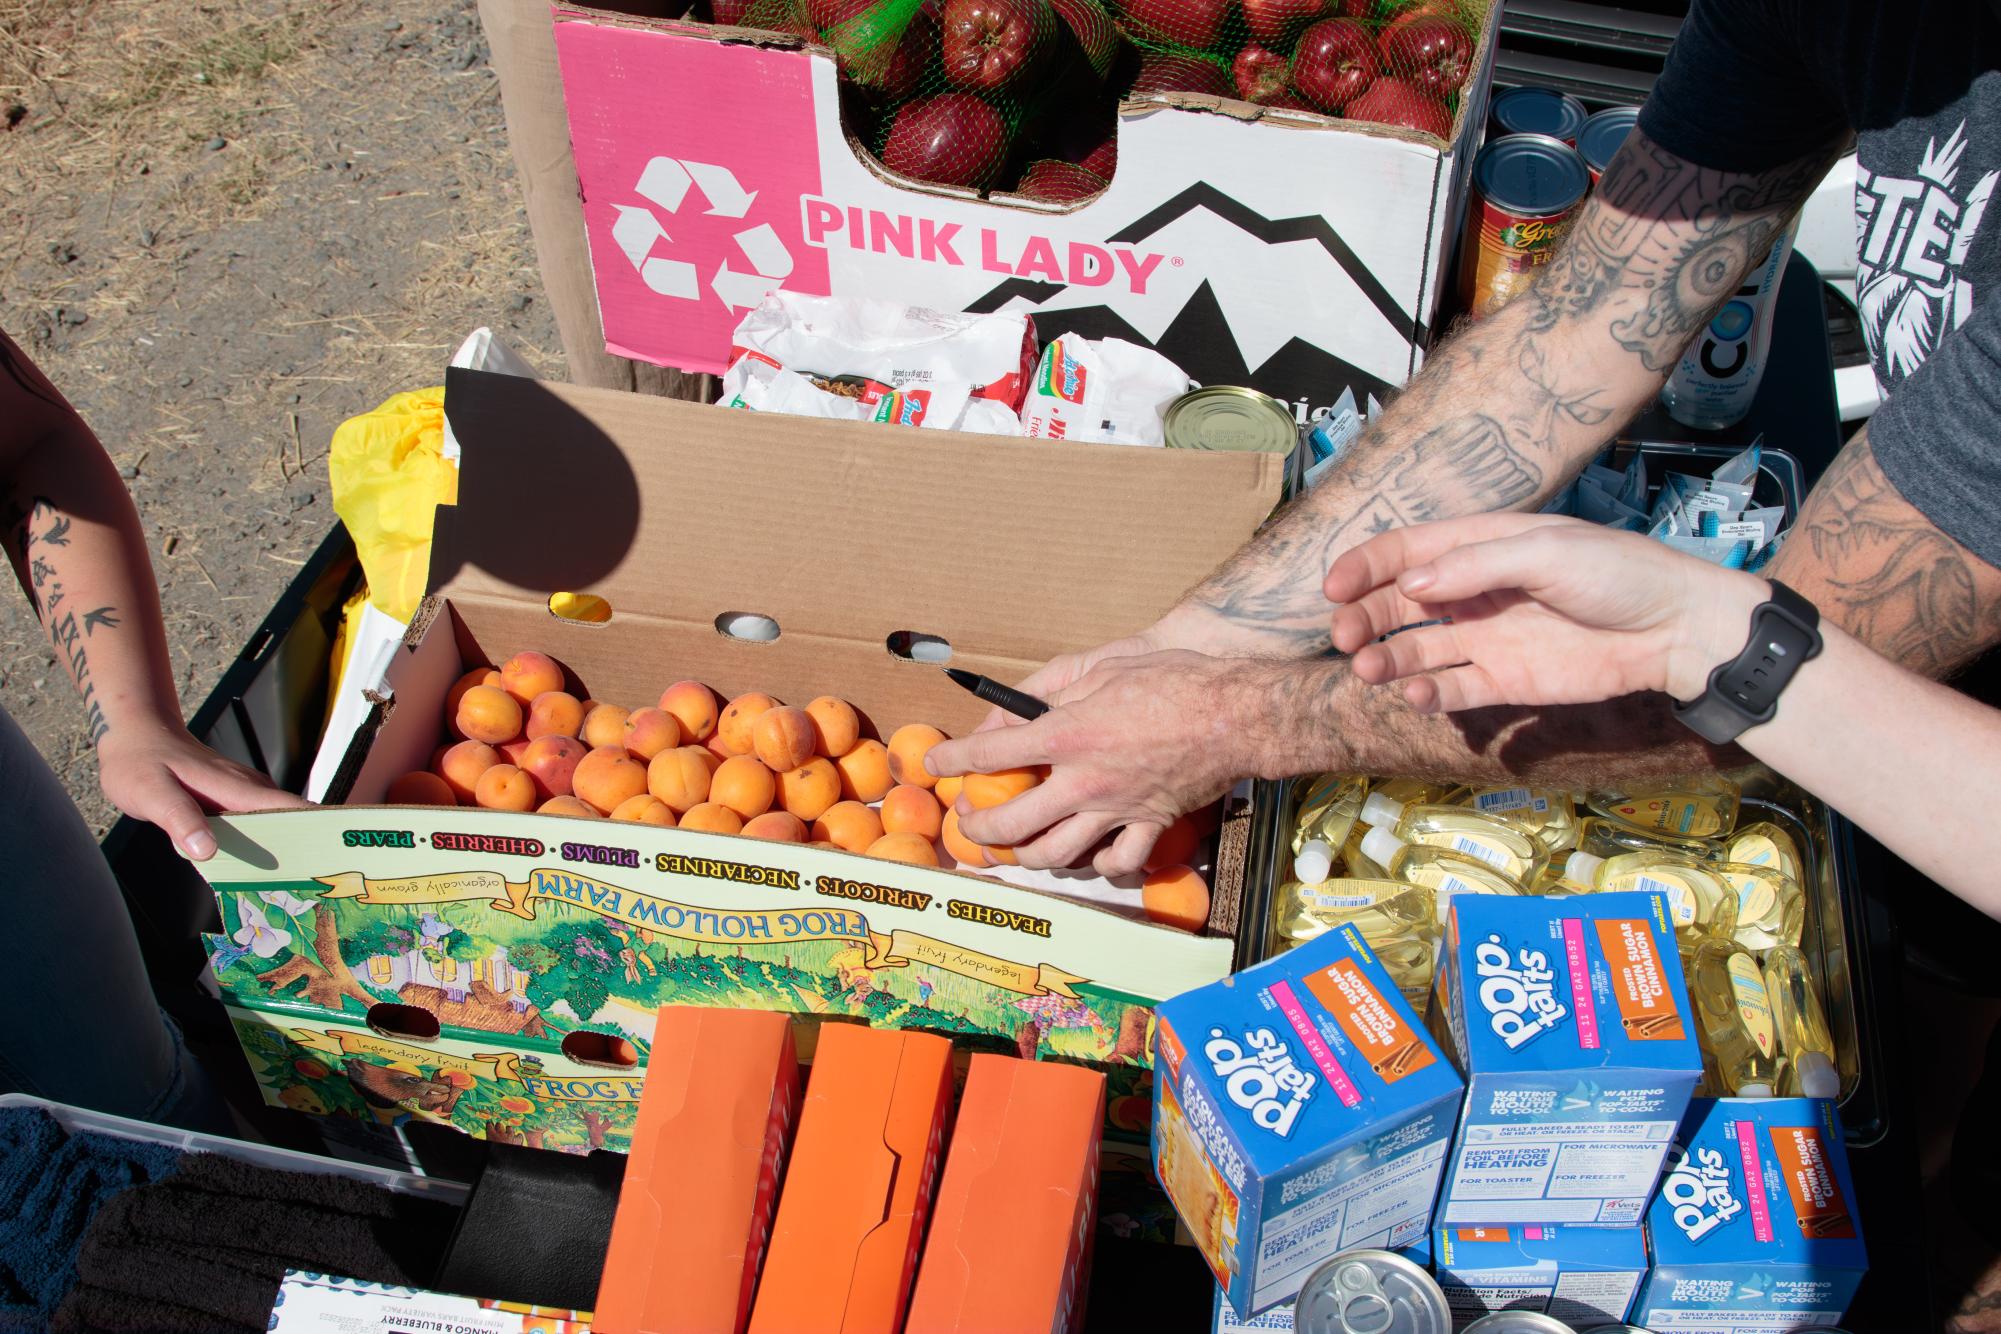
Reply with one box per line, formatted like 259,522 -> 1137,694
1152,922 -> 1463,1318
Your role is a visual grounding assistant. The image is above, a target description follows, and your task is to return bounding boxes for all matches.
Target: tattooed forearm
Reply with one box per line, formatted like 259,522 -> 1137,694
5,494 -> 117,742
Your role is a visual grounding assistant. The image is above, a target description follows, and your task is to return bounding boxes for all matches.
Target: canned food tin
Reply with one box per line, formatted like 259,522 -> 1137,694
1489,86 -> 1588,145
1578,106 -> 1640,182
1164,386 -> 1299,454
1295,1248 -> 1451,1334
1459,133 -> 1591,318
1461,1314 -> 1577,1334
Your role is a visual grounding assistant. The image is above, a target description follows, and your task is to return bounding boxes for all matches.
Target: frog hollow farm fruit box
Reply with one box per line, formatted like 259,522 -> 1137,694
197,368 -> 1283,1140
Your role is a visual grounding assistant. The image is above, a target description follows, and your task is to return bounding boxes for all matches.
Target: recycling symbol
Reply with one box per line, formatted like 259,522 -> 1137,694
610,156 -> 794,309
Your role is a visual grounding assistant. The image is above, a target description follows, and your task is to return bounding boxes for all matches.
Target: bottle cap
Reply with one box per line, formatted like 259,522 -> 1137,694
1738,1081 -> 1775,1098
1359,791 -> 1404,830
1360,826 -> 1404,871
1294,840 -> 1334,885
1795,1049 -> 1840,1099
1565,851 -> 1605,884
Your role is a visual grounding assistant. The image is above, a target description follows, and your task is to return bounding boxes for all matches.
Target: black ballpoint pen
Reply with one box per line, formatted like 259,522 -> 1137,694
942,667 -> 1050,720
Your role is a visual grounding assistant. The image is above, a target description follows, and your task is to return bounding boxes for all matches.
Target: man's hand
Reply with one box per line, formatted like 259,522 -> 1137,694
97,721 -> 309,861
926,649 -> 1249,876
966,631 -> 1164,735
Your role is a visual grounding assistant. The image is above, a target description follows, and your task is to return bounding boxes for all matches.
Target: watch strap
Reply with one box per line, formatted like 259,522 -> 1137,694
1673,580 -> 1823,744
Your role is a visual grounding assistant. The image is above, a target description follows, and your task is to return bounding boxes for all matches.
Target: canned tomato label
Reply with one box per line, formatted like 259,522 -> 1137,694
1578,106 -> 1640,183
1459,134 -> 1590,319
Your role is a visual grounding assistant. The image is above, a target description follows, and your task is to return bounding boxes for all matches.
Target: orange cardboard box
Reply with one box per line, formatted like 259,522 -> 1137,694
905,1055 -> 1105,1334
594,1008 -> 800,1334
749,1023 -> 955,1334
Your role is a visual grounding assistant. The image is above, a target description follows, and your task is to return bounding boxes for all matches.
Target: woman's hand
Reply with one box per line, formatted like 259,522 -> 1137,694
1323,512 -> 1769,713
97,721 -> 310,860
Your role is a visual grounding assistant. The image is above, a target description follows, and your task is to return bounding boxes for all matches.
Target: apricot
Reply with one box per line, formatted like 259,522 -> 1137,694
659,680 -> 720,743
867,832 -> 939,868
704,731 -> 735,764
934,774 -> 964,809
881,784 -> 943,840
539,795 -> 601,819
445,667 -> 501,739
986,843 -> 1018,866
710,755 -> 776,820
647,747 -> 713,813
753,706 -> 817,772
679,802 -> 744,835
812,801 -> 884,854
776,756 -> 841,823
475,764 -> 536,813
499,737 -> 533,767
685,743 -> 723,774
580,703 -> 631,750
887,724 -> 947,789
436,740 -> 500,803
457,684 -> 523,745
717,692 -> 780,756
609,794 -> 677,826
1144,809 -> 1214,873
834,738 -> 895,803
525,690 -> 585,740
964,767 -> 1040,810
386,771 -> 456,807
623,707 -> 684,761
520,734 -> 587,800
572,746 -> 648,815
805,696 -> 860,757
1141,865 -> 1211,932
499,650 -> 564,706
743,811 -> 808,843
940,807 -> 986,867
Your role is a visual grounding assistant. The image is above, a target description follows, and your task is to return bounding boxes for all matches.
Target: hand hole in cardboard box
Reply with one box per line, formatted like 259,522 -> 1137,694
885,630 -> 952,663
366,1001 -> 442,1043
715,611 -> 781,642
548,591 -> 614,624
561,1030 -> 642,1068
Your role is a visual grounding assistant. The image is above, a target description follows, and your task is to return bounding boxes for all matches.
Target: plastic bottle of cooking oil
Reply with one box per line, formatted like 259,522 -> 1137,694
1459,785 -> 1580,853
1587,773 -> 1742,840
1360,827 -> 1526,925
1374,933 -> 1436,1009
1562,849 -> 1740,944
1359,792 -> 1548,885
1292,773 -> 1368,855
1275,870 -> 1435,946
1723,821 -> 1808,951
1728,820 -> 1804,881
1764,943 -> 1840,1099
1686,937 -> 1779,1097
1527,861 -> 1593,896
1576,815 -> 1723,863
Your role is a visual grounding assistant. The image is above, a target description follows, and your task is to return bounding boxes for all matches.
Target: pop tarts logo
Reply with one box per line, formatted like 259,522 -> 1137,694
1474,933 -> 1568,1050
801,201 -> 1172,296
1205,1025 -> 1317,1139
1660,1142 -> 1743,1243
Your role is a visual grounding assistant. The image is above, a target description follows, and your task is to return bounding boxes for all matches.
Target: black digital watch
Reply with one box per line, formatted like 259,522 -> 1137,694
1673,580 -> 1824,744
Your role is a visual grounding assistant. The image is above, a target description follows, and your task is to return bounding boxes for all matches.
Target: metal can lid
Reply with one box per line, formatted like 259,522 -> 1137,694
1163,386 -> 1299,455
1578,105 -> 1640,175
1295,1248 -> 1451,1334
1473,134 -> 1591,218
1489,85 -> 1588,142
1461,1314 -> 1578,1334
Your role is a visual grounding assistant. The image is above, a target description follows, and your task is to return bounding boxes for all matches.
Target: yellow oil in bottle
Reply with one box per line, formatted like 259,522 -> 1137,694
1764,943 -> 1840,1099
1722,861 -> 1805,953
1576,816 -> 1722,863
1360,827 -> 1525,925
1374,777 -> 1464,807
1526,862 -> 1593,896
1563,850 -> 1739,944
1587,773 -> 1742,840
1360,793 -> 1547,885
1292,773 -> 1368,855
1728,820 -> 1803,881
1275,878 -> 1435,945
1687,937 -> 1779,1097
1461,786 -> 1580,853
1373,933 -> 1435,1010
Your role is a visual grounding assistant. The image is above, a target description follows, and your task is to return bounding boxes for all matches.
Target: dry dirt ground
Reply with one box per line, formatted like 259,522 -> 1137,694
0,0 -> 561,831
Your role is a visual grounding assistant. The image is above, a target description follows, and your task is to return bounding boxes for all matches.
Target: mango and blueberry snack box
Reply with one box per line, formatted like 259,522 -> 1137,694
1210,1237 -> 1433,1332
1433,890 -> 1701,1227
1634,1096 -> 1867,1332
748,1023 -> 954,1334
592,1007 -> 799,1334
1431,1223 -> 1648,1328
904,1054 -> 1105,1334
1152,921 -> 1464,1319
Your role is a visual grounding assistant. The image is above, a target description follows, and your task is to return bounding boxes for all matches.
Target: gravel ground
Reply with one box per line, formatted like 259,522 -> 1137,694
1,0 -> 561,831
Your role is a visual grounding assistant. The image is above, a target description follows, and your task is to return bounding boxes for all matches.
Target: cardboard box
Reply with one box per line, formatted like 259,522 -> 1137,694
1633,1097 -> 1867,1333
1434,891 -> 1701,1227
906,1054 -> 1104,1334
1210,1238 -> 1432,1332
270,1271 -> 590,1333
1152,922 -> 1463,1317
593,1008 -> 800,1334
749,1023 -> 955,1333
198,370 -> 1280,1102
1432,1224 -> 1647,1329
543,7 -> 1500,419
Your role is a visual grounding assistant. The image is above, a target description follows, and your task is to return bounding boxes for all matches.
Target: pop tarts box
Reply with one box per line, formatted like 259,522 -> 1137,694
1634,1097 -> 1867,1332
1155,923 -> 1463,1318
1210,1238 -> 1432,1332
1435,892 -> 1701,1226
1433,1224 -> 1647,1328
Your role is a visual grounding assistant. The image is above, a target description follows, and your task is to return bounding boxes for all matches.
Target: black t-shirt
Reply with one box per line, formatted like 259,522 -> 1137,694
1638,0 -> 2001,568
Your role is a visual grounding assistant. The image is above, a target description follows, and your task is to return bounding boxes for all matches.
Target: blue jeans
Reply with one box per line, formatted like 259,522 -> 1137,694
0,704 -> 228,1132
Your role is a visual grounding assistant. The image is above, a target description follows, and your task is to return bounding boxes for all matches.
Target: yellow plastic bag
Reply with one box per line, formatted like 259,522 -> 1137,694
328,387 -> 456,623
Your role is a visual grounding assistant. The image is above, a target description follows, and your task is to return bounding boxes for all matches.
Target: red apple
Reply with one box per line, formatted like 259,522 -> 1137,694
1014,158 -> 1109,201
706,0 -> 759,24
1054,111 -> 1118,177
1335,0 -> 1370,13
942,0 -> 1052,90
1242,0 -> 1326,43
1378,14 -> 1471,94
1265,89 -> 1319,111
1343,75 -> 1452,135
868,8 -> 939,99
1231,44 -> 1290,103
1129,51 -> 1232,97
882,92 -> 1010,187
808,0 -> 871,30
1113,0 -> 1223,51
1048,0 -> 1122,79
1290,18 -> 1375,112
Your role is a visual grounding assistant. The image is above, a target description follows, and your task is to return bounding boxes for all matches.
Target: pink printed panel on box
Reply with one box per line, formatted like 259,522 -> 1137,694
553,18 -> 832,373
